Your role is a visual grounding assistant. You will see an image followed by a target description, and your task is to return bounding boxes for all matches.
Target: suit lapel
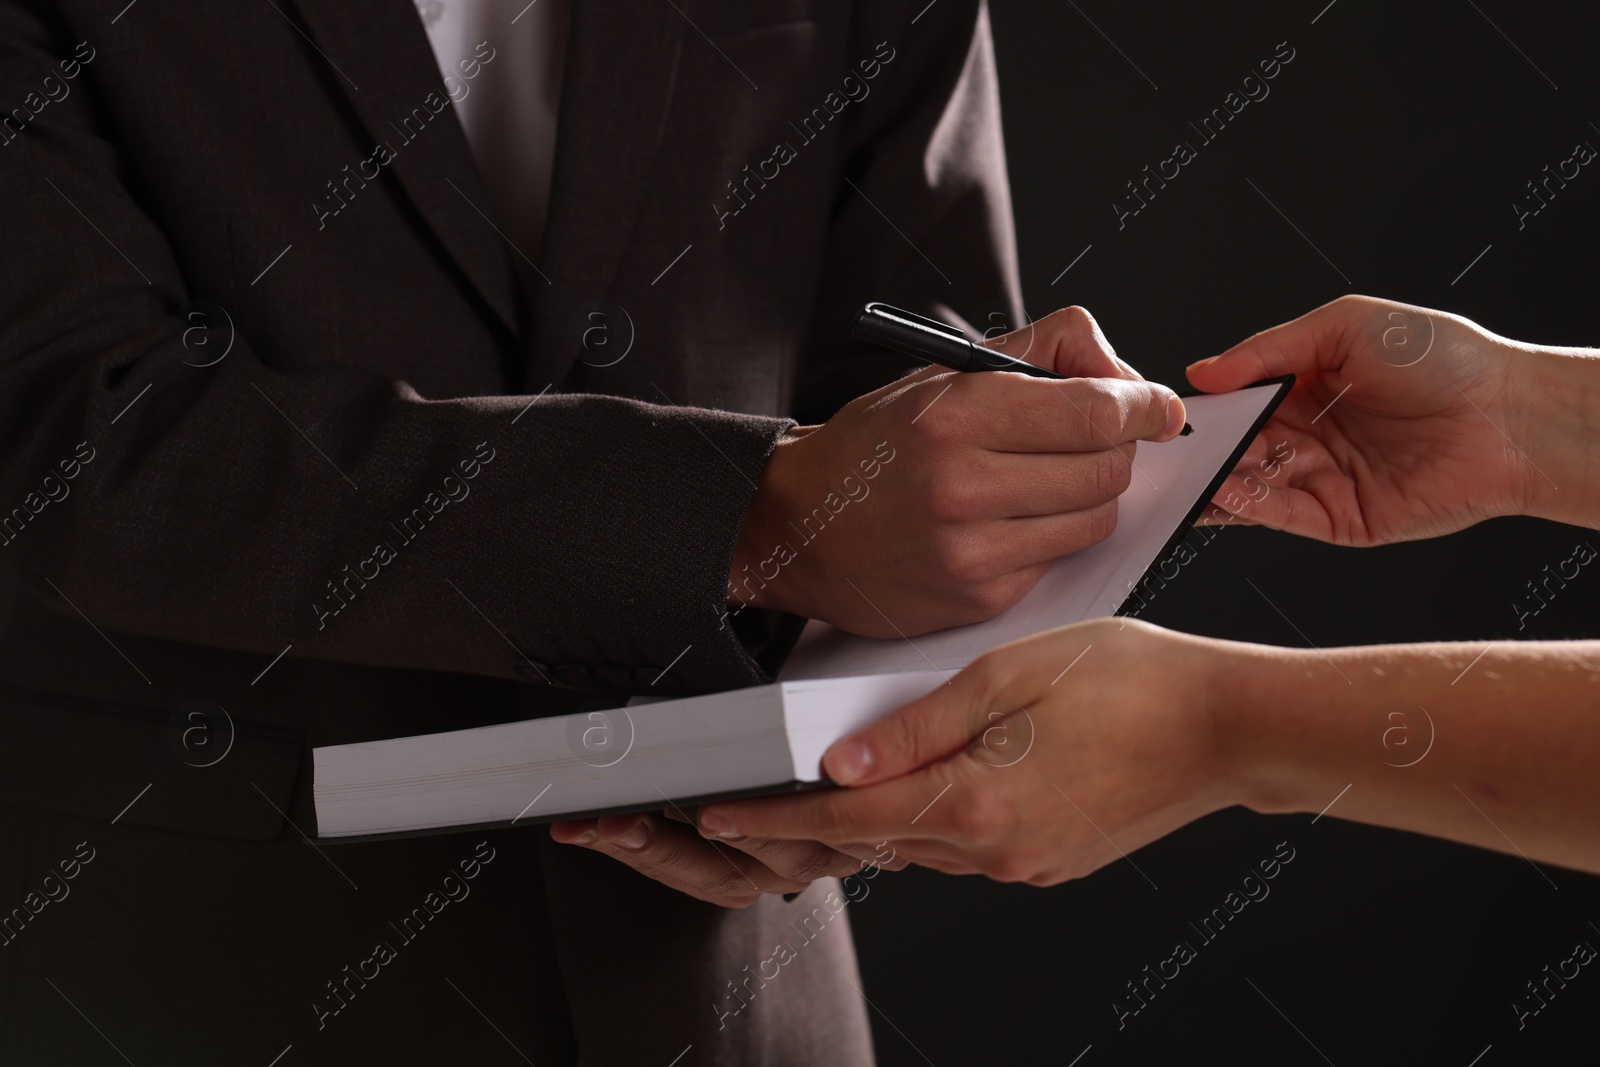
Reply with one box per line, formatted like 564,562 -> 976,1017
532,2 -> 686,386
287,0 -> 523,338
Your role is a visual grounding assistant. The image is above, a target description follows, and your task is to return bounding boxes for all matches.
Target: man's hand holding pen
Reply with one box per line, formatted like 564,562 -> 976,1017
729,306 -> 1188,637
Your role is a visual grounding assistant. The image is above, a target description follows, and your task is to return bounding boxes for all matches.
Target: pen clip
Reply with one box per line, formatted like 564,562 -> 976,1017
861,302 -> 969,340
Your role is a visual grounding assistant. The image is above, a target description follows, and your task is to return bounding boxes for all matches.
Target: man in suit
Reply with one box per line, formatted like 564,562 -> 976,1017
0,0 -> 1180,1062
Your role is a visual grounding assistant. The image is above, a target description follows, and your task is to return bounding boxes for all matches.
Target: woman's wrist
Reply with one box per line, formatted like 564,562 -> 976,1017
1507,343 -> 1600,527
1206,640 -> 1329,818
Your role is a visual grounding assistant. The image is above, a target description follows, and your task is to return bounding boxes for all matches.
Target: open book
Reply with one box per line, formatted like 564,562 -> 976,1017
313,378 -> 1291,840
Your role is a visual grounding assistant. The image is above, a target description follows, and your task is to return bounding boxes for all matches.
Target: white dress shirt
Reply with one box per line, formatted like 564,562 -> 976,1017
415,0 -> 569,299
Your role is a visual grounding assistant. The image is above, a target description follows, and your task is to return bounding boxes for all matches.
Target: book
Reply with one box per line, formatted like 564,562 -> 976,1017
313,671 -> 946,840
313,378 -> 1291,840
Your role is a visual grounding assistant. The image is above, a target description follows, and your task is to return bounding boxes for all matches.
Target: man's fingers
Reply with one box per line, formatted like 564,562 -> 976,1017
999,306 -> 1143,381
549,818 -> 599,844
977,447 -> 1136,518
715,835 -> 869,883
1000,500 -> 1122,568
702,768 -> 966,844
571,814 -> 809,906
1033,376 -> 1182,449
918,501 -> 1121,586
948,374 -> 1182,454
557,814 -> 897,899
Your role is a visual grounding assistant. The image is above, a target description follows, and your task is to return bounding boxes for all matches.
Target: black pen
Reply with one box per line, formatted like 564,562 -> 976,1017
850,302 -> 1191,433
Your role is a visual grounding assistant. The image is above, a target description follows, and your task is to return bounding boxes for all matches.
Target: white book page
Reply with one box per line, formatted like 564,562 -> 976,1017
315,685 -> 792,837
781,383 -> 1283,681
781,671 -> 948,781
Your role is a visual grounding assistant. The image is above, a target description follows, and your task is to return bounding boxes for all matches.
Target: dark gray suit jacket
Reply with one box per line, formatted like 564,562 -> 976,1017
0,0 -> 1020,1062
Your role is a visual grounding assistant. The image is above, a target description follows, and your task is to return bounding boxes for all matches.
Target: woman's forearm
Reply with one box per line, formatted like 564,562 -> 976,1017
1220,638 -> 1600,873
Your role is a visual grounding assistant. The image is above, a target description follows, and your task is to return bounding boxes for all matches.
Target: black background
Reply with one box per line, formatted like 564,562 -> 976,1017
1,2 -> 1595,1064
848,2 -> 1600,1065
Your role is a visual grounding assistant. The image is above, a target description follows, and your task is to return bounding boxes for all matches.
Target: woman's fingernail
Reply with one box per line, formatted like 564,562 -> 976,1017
572,830 -> 597,846
824,739 -> 875,785
1164,395 -> 1187,438
615,820 -> 650,851
1187,355 -> 1218,372
699,810 -> 739,838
